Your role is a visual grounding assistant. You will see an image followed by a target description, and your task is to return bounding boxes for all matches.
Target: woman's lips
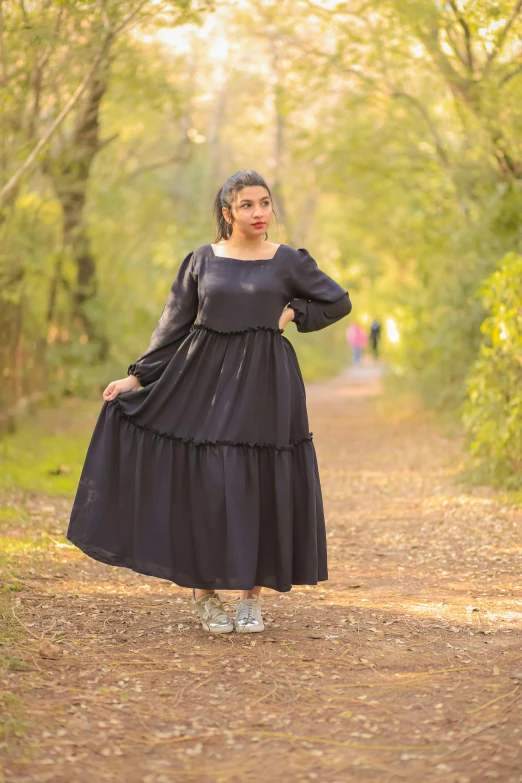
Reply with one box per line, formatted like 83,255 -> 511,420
252,222 -> 265,228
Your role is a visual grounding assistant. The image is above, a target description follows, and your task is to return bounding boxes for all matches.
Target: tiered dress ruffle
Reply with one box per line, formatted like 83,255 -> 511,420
66,243 -> 352,592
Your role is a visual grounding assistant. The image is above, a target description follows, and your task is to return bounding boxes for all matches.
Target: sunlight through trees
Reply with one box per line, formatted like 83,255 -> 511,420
1,0 -> 521,479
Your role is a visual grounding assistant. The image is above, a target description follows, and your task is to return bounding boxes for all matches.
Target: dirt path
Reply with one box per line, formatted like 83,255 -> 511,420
1,365 -> 521,783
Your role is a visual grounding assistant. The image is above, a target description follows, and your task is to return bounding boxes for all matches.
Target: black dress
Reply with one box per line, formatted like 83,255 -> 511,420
66,243 -> 352,592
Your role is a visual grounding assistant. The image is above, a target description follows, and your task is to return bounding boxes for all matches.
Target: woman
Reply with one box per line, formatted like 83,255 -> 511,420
346,322 -> 367,364
67,170 -> 352,635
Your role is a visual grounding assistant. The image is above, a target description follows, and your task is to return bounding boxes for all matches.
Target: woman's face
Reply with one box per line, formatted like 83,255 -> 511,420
224,186 -> 273,238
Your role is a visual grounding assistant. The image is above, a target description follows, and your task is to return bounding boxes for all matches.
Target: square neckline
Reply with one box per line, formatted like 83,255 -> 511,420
208,243 -> 283,262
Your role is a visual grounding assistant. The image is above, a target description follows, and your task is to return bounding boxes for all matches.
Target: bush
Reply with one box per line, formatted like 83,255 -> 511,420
463,253 -> 522,485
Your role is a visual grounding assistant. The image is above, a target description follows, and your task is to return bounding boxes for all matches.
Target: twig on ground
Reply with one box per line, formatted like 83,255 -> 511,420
466,685 -> 519,715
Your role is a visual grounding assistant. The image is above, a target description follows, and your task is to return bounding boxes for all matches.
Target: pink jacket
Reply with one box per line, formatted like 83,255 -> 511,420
346,323 -> 367,349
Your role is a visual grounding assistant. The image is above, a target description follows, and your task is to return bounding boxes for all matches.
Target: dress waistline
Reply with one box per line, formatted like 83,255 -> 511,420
190,323 -> 284,335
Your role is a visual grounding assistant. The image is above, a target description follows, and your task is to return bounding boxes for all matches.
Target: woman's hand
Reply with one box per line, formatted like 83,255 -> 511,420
103,375 -> 140,401
278,307 -> 295,330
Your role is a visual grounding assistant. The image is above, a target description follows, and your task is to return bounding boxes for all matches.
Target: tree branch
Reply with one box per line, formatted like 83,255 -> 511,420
415,23 -> 472,105
36,4 -> 64,70
0,34 -> 113,207
18,0 -> 29,26
500,59 -> 522,84
126,151 -> 191,180
301,0 -> 374,20
27,7 -> 65,140
0,1 -> 151,208
484,0 -> 522,75
448,0 -> 474,74
391,91 -> 450,168
113,0 -> 149,36
0,1 -> 7,86
97,132 -> 119,153
269,29 -> 381,91
445,25 -> 469,70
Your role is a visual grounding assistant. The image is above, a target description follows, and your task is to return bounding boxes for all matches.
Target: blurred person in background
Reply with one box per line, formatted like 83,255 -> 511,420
369,318 -> 381,359
346,321 -> 366,364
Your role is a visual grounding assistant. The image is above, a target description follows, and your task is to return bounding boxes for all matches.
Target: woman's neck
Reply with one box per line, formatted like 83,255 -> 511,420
220,235 -> 267,251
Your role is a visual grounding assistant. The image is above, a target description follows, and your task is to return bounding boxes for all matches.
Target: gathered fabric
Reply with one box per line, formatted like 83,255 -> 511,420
67,243 -> 352,592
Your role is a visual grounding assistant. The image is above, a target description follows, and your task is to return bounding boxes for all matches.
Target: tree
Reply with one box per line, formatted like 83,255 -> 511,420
0,0 -> 207,419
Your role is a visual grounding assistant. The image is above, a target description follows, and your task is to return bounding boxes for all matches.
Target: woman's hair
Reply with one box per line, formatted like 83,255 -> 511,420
213,169 -> 276,242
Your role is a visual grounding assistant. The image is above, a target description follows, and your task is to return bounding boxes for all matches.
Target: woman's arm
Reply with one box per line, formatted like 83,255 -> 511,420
127,251 -> 198,387
288,248 -> 352,333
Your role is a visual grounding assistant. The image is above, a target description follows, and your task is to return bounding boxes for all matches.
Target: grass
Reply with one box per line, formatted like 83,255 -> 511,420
0,507 -> 22,523
0,528 -> 39,757
0,592 -> 22,645
0,691 -> 26,747
0,431 -> 87,495
0,398 -> 97,495
0,601 -> 28,756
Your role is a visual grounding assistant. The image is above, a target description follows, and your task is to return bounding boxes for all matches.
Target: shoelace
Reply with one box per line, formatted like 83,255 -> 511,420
237,599 -> 257,624
201,595 -> 229,622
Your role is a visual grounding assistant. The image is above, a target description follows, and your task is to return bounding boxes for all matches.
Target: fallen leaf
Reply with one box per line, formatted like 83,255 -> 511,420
39,640 -> 62,660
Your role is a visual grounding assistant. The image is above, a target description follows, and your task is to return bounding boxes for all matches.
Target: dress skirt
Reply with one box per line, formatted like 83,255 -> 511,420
66,243 -> 352,592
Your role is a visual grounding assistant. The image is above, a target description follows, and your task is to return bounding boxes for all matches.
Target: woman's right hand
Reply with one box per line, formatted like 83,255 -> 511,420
103,375 -> 140,401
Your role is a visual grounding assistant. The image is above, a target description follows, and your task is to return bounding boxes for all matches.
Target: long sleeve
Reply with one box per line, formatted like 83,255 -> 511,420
127,251 -> 198,387
288,248 -> 352,333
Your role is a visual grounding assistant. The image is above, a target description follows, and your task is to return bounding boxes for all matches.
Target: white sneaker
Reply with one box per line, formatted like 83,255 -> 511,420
192,589 -> 234,634
234,595 -> 264,633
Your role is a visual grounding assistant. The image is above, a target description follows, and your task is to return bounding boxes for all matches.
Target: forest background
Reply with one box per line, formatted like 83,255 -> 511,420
1,0 -> 522,485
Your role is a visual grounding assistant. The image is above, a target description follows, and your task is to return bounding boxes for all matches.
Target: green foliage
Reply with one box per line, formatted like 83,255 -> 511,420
0,685 -> 27,748
288,319 -> 350,383
463,254 -> 522,485
0,400 -> 96,495
3,0 -> 522,486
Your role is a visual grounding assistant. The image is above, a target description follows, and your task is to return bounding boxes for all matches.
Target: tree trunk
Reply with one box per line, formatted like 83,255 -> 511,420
49,69 -> 110,360
0,267 -> 24,426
